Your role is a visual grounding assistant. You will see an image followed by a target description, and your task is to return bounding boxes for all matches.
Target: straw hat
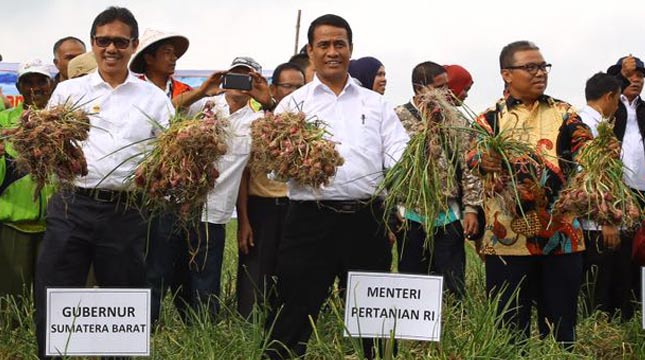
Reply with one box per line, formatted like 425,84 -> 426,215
129,29 -> 189,73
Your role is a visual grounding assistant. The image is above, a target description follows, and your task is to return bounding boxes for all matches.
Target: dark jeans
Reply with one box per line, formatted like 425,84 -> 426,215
237,196 -> 288,318
581,229 -> 639,320
35,192 -> 148,359
145,219 -> 225,322
265,200 -> 392,360
145,212 -> 189,324
397,220 -> 466,298
485,253 -> 583,347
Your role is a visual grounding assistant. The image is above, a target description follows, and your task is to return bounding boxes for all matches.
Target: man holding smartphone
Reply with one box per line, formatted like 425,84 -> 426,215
146,57 -> 272,319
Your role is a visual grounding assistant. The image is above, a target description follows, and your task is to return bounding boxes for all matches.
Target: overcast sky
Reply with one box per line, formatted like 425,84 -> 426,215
2,0 -> 645,113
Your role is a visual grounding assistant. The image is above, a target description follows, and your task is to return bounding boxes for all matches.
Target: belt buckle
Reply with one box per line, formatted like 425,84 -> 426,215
93,189 -> 115,202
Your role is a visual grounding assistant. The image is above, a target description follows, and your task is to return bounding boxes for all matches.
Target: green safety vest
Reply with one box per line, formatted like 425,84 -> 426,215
0,104 -> 54,233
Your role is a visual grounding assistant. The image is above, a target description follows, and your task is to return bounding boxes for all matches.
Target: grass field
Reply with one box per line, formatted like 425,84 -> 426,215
1,221 -> 643,359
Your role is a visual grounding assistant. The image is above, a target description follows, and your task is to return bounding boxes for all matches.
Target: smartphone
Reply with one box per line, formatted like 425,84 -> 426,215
222,73 -> 252,91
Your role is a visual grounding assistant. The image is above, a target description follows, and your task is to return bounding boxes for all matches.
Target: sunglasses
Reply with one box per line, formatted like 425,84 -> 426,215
93,36 -> 133,49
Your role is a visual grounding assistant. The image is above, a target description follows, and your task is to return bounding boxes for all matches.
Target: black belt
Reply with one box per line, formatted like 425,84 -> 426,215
292,198 -> 377,214
249,195 -> 289,206
74,187 -> 131,203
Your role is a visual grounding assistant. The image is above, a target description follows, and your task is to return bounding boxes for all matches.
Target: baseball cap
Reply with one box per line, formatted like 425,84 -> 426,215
228,56 -> 262,73
607,56 -> 645,76
17,59 -> 52,81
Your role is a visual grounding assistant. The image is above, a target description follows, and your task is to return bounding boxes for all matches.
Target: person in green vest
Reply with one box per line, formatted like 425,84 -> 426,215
0,59 -> 55,298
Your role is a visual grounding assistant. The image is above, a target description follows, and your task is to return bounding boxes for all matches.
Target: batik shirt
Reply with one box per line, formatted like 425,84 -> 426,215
467,95 -> 592,256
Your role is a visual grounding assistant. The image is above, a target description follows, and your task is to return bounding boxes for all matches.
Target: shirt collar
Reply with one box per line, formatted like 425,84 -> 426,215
581,104 -> 602,121
89,70 -> 139,89
504,93 -> 551,110
311,73 -> 356,96
620,94 -> 640,108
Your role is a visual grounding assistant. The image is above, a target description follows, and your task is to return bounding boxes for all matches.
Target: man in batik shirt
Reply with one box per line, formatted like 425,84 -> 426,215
466,41 -> 592,348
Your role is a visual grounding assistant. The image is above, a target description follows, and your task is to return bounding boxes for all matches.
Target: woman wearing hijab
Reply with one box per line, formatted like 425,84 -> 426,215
348,56 -> 387,95
444,64 -> 474,102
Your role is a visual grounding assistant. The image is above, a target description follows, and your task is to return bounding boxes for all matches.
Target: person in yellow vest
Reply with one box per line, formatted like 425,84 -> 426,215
0,59 -> 55,297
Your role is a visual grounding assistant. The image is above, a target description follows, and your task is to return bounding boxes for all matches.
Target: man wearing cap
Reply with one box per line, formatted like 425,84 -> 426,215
52,36 -> 86,84
0,59 -> 55,298
597,55 -> 645,321
264,14 -> 409,360
34,7 -> 174,358
147,56 -> 270,320
236,62 -> 305,319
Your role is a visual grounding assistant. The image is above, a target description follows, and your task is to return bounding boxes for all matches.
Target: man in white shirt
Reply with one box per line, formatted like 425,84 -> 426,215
577,72 -> 628,318
264,14 -> 409,360
146,57 -> 267,320
602,56 -> 645,321
34,7 -> 174,358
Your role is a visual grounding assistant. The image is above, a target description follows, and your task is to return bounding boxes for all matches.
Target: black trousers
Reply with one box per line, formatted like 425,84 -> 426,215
35,192 -> 148,359
237,196 -> 288,318
485,253 -> 583,347
265,200 -> 392,360
581,229 -> 639,320
397,220 -> 466,298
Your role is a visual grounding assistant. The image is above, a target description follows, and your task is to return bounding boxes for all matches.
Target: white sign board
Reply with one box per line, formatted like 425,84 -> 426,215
46,288 -> 151,357
344,272 -> 443,341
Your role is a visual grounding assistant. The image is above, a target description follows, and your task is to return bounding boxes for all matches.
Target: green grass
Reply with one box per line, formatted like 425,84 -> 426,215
1,221 -> 644,359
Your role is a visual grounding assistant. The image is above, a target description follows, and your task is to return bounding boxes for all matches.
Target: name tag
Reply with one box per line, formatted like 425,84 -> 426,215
46,288 -> 151,356
344,272 -> 443,341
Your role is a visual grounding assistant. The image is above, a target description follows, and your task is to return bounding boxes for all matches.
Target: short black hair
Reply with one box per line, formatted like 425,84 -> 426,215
585,72 -> 621,102
271,62 -> 305,84
289,53 -> 310,72
499,41 -> 539,69
307,14 -> 352,46
52,36 -> 86,56
411,61 -> 446,93
90,6 -> 139,40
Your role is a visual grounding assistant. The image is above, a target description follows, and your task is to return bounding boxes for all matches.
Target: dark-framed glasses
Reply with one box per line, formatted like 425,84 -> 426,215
505,63 -> 552,75
93,36 -> 133,49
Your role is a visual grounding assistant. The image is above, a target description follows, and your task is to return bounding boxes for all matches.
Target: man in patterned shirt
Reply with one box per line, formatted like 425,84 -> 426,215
394,61 -> 482,298
466,41 -> 593,347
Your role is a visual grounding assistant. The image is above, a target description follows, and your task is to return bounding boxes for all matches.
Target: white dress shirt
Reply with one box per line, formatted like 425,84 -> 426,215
47,71 -> 174,190
620,95 -> 645,191
190,95 -> 261,224
578,104 -> 602,137
275,74 -> 409,201
578,104 -> 602,230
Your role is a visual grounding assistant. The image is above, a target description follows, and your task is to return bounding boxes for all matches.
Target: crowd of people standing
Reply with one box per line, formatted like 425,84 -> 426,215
0,6 -> 643,360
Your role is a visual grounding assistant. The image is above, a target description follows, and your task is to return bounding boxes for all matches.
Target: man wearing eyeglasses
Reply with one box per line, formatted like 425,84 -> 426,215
236,62 -> 305,318
466,41 -> 592,348
34,7 -> 174,358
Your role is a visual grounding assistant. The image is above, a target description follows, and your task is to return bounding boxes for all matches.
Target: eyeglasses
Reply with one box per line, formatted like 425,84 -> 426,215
505,63 -> 552,75
274,83 -> 303,90
93,36 -> 133,49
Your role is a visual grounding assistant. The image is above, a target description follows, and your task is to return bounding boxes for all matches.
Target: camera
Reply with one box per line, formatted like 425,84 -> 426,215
222,73 -> 252,91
